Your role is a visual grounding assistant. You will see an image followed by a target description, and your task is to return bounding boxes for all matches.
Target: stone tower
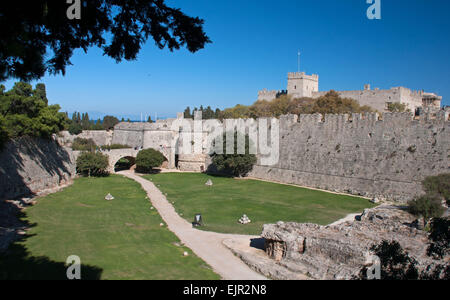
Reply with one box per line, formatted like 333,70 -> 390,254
287,72 -> 319,98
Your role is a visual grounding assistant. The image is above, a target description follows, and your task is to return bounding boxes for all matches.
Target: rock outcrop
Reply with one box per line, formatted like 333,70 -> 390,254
261,206 -> 442,279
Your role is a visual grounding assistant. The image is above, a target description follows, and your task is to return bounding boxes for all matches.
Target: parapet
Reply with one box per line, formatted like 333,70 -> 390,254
286,111 -> 448,128
287,72 -> 319,81
114,122 -> 146,131
115,111 -> 448,133
258,89 -> 278,96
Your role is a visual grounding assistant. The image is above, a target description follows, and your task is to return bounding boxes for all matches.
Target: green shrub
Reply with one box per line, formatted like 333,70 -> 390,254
357,239 -> 449,280
422,174 -> 450,205
387,102 -> 408,113
0,115 -> 8,150
68,122 -> 82,135
102,115 -> 120,130
72,138 -> 97,152
135,148 -> 166,173
209,131 -> 257,177
100,144 -> 131,151
0,82 -> 66,144
408,194 -> 445,228
114,157 -> 136,172
427,218 -> 450,259
76,152 -> 109,177
371,240 -> 419,280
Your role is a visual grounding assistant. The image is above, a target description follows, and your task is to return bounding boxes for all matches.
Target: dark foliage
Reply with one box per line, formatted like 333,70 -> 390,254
135,148 -> 166,173
358,239 -> 449,280
219,91 -> 374,119
0,1 -> 211,81
422,174 -> 450,206
209,131 -> 257,177
114,156 -> 136,172
76,151 -> 109,177
408,194 -> 445,227
71,137 -> 97,152
102,115 -> 119,130
184,105 -> 222,119
68,122 -> 82,135
0,82 -> 66,149
420,263 -> 450,280
427,218 -> 450,259
371,240 -> 419,280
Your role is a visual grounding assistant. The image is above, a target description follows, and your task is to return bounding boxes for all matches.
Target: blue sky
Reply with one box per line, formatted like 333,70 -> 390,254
4,0 -> 450,120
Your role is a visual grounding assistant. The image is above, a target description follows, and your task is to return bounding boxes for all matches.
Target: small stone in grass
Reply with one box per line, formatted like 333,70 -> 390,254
160,223 -> 164,227
183,251 -> 189,257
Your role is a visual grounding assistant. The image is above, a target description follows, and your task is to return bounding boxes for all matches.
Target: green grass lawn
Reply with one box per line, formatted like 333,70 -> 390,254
144,173 -> 377,235
0,175 -> 219,280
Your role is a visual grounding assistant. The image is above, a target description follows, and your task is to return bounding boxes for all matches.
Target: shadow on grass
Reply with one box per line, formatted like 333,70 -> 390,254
0,241 -> 103,280
0,200 -> 103,280
134,168 -> 162,175
205,164 -> 234,178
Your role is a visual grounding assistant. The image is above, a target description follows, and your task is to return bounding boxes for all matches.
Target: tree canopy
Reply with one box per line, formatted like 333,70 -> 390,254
102,115 -> 120,130
136,148 -> 166,173
422,173 -> 450,205
387,102 -> 409,113
76,151 -> 109,177
0,1 -> 211,81
0,82 -> 66,148
218,91 -> 374,120
408,194 -> 445,228
209,131 -> 257,177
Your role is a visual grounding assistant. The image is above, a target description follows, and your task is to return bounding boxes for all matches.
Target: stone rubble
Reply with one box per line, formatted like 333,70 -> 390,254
261,205 -> 447,280
239,214 -> 251,225
105,193 -> 114,201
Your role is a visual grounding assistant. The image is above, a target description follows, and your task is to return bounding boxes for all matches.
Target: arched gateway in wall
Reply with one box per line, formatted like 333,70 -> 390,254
105,149 -> 140,173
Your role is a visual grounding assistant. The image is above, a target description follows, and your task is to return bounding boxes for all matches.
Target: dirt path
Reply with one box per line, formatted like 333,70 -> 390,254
327,213 -> 360,226
118,171 -> 266,280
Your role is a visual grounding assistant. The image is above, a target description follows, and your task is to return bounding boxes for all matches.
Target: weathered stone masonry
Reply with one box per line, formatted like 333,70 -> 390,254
249,111 -> 449,202
3,111 -> 446,203
108,111 -> 449,203
0,137 -> 76,200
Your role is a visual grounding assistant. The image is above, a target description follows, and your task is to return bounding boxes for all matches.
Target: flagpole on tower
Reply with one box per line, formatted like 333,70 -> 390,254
297,50 -> 301,73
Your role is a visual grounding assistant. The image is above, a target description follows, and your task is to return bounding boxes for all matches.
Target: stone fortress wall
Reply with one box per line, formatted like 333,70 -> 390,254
258,89 -> 287,102
110,110 -> 449,203
258,72 -> 442,113
58,130 -> 113,146
311,85 -> 425,113
249,111 -> 449,202
1,110 -> 448,202
112,121 -> 179,169
0,137 -> 76,200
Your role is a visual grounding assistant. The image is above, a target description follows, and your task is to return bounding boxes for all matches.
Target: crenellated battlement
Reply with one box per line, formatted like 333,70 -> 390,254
280,111 -> 449,128
262,71 -> 442,113
114,111 -> 449,133
111,110 -> 449,203
257,89 -> 287,101
287,72 -> 319,81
